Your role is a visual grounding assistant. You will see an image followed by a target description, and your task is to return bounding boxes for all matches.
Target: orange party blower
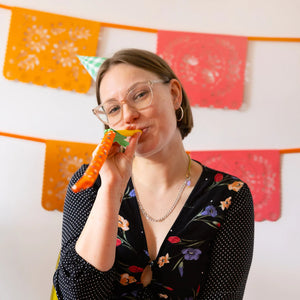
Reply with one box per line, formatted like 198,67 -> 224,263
71,129 -> 141,193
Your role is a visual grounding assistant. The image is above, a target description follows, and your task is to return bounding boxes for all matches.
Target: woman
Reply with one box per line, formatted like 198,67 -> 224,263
53,49 -> 254,299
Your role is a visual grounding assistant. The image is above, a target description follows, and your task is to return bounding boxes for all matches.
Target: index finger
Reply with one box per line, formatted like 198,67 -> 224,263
124,132 -> 141,159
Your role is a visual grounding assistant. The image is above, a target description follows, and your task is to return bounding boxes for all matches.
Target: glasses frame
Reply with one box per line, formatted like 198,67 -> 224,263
92,79 -> 168,126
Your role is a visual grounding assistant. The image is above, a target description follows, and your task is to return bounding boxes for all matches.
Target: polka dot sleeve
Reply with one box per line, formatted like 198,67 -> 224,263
53,165 -> 117,300
198,183 -> 255,300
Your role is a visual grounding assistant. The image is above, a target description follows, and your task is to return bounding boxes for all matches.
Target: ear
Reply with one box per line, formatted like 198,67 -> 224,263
169,79 -> 182,110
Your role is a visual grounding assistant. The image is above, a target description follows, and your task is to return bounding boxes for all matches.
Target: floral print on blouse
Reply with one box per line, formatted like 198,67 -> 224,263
54,162 -> 254,300
112,166 -> 251,299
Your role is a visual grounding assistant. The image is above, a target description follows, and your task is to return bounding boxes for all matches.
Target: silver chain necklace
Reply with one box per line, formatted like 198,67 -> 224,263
135,155 -> 191,222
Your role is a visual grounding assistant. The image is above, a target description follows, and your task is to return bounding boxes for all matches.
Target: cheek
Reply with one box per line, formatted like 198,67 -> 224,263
157,104 -> 177,128
151,109 -> 178,142
153,97 -> 177,121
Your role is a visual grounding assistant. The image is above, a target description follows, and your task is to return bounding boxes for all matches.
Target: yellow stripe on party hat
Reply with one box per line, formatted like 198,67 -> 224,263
77,55 -> 106,81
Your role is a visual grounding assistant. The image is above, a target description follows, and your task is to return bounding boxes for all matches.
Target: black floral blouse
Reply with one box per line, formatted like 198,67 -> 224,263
54,161 -> 254,300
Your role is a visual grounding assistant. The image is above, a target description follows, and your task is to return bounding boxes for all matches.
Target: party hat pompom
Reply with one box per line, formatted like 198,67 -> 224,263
77,55 -> 106,81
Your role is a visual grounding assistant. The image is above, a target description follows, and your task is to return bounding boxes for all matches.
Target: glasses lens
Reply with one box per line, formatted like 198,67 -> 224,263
102,101 -> 122,125
127,82 -> 153,109
93,81 -> 154,126
93,106 -> 109,124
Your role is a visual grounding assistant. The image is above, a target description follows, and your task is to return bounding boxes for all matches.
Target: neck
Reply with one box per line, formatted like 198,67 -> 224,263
133,145 -> 189,190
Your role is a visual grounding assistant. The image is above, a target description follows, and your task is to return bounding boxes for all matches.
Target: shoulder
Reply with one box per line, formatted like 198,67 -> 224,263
196,162 -> 253,211
200,163 -> 247,190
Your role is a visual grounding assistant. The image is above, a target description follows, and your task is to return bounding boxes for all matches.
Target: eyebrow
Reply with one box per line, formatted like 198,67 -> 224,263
102,80 -> 148,104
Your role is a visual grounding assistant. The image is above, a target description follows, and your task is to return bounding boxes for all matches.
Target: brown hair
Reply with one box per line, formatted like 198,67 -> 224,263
96,48 -> 193,139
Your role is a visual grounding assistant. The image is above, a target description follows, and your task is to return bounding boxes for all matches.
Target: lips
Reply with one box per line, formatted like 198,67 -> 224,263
141,127 -> 148,134
123,125 -> 149,135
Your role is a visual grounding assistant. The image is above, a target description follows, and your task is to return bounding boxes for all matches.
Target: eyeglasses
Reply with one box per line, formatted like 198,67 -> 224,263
92,79 -> 168,126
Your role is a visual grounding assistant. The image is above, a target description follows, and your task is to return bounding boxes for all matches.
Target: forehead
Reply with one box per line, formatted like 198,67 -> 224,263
99,64 -> 158,100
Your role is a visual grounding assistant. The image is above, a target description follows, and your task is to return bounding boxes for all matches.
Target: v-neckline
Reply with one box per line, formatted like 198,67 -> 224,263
129,163 -> 207,263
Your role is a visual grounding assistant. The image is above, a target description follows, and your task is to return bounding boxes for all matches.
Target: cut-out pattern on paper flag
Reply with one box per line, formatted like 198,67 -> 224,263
42,140 -> 96,211
157,30 -> 248,109
190,150 -> 281,221
3,7 -> 101,93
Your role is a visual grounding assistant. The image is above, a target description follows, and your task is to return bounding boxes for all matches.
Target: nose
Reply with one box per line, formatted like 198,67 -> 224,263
122,103 -> 139,124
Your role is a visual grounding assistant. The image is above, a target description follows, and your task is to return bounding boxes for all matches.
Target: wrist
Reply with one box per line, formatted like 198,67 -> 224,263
98,181 -> 125,206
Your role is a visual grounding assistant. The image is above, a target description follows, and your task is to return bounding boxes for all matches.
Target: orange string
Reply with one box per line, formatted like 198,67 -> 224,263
0,4 -> 12,9
100,22 -> 157,33
0,131 -> 45,143
248,36 -> 300,42
0,3 -> 299,40
279,148 -> 300,154
1,131 -> 299,154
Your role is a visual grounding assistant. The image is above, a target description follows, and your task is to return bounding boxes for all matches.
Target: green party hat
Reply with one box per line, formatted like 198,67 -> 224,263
77,55 -> 106,81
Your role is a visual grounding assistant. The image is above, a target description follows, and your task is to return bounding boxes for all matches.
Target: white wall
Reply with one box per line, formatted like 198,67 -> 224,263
0,1 -> 299,299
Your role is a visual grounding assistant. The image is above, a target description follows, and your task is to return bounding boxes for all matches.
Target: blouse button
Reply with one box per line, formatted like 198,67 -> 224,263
149,260 -> 154,267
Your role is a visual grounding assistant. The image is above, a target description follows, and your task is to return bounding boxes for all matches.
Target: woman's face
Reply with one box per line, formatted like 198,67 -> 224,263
99,63 -> 182,157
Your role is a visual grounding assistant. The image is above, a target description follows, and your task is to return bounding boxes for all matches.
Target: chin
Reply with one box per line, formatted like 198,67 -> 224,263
135,140 -> 165,159
135,141 -> 155,157
135,146 -> 154,158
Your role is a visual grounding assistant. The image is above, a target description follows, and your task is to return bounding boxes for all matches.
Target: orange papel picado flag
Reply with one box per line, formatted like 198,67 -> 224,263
42,139 -> 96,211
3,7 -> 101,93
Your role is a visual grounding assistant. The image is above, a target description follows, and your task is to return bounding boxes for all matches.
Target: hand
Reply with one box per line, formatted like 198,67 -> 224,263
99,132 -> 141,192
